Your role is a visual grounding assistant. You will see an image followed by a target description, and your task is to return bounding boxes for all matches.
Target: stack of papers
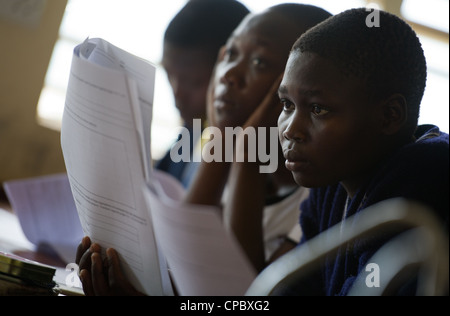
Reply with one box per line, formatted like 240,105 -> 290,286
145,170 -> 257,296
3,173 -> 83,264
61,38 -> 167,296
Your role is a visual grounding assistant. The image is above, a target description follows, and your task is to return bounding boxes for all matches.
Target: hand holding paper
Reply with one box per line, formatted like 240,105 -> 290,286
61,38 -> 169,296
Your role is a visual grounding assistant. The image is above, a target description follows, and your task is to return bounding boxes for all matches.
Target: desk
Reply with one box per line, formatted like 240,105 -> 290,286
0,202 -> 65,266
0,188 -> 11,211
0,200 -> 83,295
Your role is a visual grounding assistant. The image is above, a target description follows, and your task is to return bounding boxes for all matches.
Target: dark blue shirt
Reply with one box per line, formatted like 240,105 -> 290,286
296,125 -> 449,296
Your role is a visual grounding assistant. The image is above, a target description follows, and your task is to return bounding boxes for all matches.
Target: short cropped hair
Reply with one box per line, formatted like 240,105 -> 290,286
268,3 -> 332,33
293,8 -> 427,134
164,0 -> 249,58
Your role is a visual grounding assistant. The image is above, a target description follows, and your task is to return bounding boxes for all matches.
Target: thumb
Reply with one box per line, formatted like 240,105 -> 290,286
106,248 -> 122,287
106,248 -> 144,295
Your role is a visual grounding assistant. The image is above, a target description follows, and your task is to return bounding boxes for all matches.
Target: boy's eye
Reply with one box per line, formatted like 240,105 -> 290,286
252,57 -> 266,68
281,99 -> 294,112
311,104 -> 329,116
223,48 -> 236,61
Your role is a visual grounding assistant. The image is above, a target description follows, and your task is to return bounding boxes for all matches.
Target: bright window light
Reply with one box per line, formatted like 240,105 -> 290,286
402,0 -> 449,33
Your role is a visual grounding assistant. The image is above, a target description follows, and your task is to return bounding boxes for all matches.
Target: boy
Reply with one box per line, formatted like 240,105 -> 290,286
156,0 -> 249,188
277,8 -> 449,295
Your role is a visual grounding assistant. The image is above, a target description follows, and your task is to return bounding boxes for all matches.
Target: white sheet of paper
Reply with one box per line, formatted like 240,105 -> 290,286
61,38 -> 169,296
145,170 -> 257,296
0,207 -> 35,253
77,38 -> 154,181
3,173 -> 83,263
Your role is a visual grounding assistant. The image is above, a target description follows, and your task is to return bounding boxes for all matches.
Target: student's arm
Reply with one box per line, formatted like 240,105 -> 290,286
224,76 -> 284,272
225,161 -> 267,272
184,158 -> 231,207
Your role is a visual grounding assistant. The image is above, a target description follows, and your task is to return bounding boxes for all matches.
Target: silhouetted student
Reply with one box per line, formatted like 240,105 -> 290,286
276,8 -> 449,295
156,0 -> 249,188
75,3 -> 332,295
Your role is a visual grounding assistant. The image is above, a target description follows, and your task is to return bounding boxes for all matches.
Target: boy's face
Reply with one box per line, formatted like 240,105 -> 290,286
162,43 -> 214,126
278,51 -> 384,192
210,12 -> 302,129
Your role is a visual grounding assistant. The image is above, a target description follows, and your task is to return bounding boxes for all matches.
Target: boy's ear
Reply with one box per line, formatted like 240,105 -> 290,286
379,94 -> 408,136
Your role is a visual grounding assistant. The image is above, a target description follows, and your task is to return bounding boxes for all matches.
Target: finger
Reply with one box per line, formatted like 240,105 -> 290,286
264,74 -> 285,124
79,268 -> 95,296
106,248 -> 126,294
78,249 -> 92,273
261,73 -> 284,110
270,73 -> 284,95
253,74 -> 284,117
243,74 -> 284,130
106,248 -> 121,287
77,242 -> 101,272
90,242 -> 102,253
106,248 -> 144,296
106,248 -> 134,295
75,236 -> 91,265
91,252 -> 110,296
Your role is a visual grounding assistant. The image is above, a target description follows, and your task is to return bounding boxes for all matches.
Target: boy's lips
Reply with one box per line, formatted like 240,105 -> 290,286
285,160 -> 309,172
214,95 -> 236,110
284,151 -> 309,172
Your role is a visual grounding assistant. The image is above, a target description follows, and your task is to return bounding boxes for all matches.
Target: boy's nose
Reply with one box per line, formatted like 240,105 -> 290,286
282,113 -> 307,143
219,62 -> 244,88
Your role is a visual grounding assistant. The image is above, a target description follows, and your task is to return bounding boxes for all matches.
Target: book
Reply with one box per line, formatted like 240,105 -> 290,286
0,251 -> 57,296
61,38 -> 256,296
